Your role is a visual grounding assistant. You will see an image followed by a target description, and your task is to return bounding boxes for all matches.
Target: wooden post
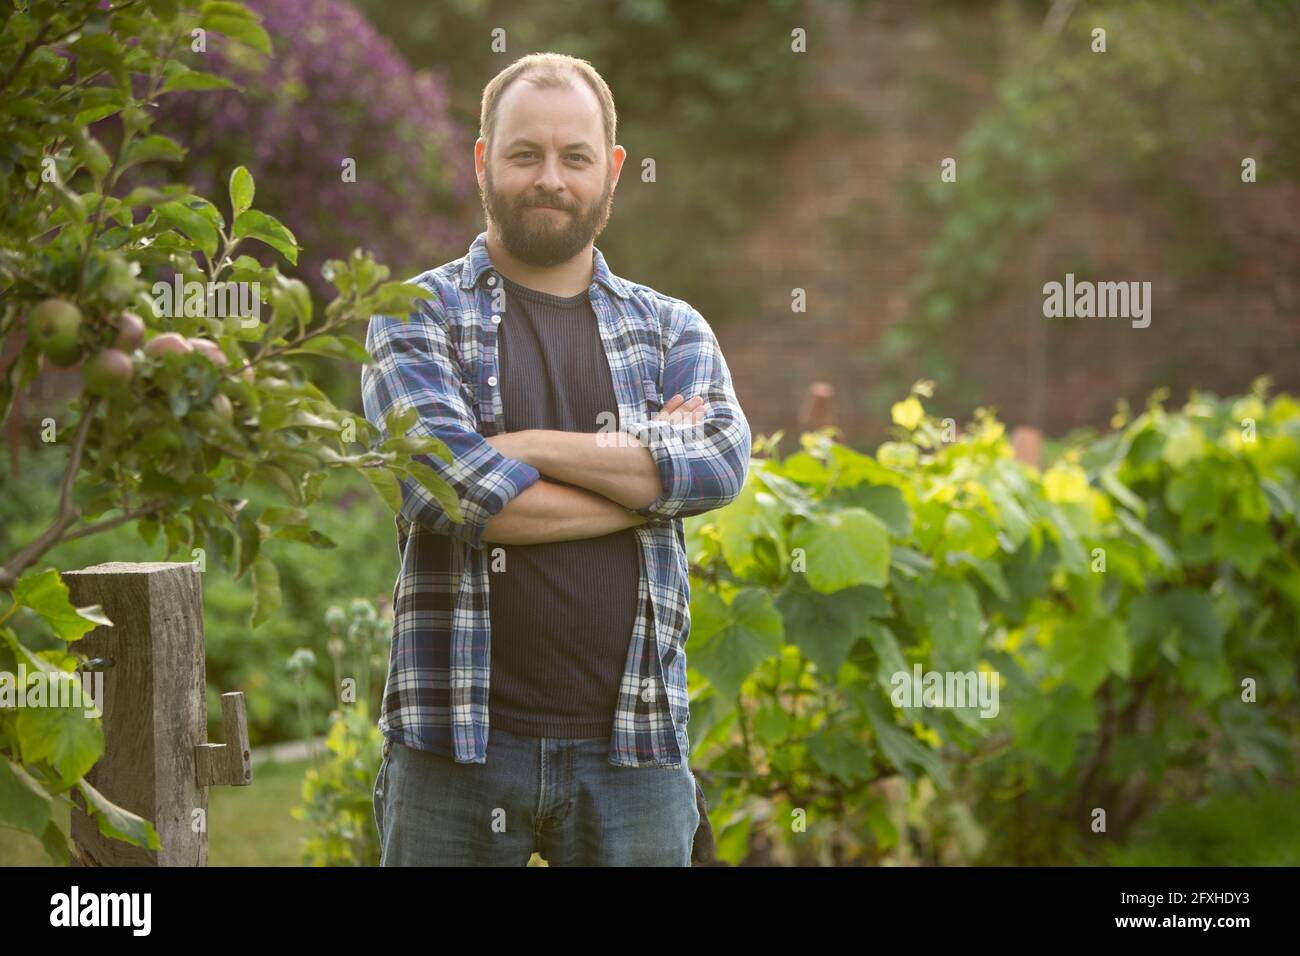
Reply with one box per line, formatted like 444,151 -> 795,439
800,381 -> 835,432
1011,425 -> 1043,468
61,561 -> 251,866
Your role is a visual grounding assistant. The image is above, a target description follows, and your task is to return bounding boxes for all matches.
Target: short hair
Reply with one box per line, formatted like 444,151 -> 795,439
479,52 -> 617,160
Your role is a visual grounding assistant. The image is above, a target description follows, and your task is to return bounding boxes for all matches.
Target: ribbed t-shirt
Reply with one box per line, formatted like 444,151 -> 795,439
486,272 -> 642,738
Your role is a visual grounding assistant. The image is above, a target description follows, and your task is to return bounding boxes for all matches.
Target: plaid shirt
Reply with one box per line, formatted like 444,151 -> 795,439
361,231 -> 752,767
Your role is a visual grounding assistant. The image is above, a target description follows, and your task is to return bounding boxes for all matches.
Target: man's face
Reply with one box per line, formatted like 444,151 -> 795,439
478,81 -> 623,267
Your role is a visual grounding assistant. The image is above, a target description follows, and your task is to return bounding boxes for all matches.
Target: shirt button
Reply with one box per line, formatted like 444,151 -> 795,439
487,375 -> 497,387
486,275 -> 497,286
491,314 -> 501,325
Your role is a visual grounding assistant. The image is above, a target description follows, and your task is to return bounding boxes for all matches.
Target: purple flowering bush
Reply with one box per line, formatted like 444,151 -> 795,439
148,0 -> 475,296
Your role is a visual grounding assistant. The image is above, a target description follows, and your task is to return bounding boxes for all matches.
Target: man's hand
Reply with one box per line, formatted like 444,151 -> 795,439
480,393 -> 711,511
655,393 -> 708,425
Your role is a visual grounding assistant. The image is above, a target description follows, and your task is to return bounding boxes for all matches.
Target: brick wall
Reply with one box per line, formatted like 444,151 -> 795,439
714,0 -> 1300,452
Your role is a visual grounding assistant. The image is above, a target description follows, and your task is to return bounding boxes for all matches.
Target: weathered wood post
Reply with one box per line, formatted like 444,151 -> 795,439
1011,425 -> 1043,468
61,561 -> 251,866
800,381 -> 835,432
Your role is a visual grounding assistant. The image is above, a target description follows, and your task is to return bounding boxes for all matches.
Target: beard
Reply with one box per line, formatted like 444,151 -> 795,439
481,162 -> 614,267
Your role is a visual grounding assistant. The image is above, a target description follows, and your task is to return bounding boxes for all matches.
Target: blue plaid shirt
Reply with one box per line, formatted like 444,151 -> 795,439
361,231 -> 752,767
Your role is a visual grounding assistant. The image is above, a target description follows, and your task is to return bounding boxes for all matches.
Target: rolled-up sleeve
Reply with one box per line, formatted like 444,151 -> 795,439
361,289 -> 540,550
621,303 -> 752,522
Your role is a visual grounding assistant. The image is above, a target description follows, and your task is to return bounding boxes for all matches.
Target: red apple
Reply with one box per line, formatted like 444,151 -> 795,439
187,337 -> 229,366
83,349 -> 134,395
143,332 -> 194,357
113,311 -> 145,350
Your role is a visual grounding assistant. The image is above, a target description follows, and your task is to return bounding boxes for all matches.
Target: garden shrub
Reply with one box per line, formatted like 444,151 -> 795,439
685,380 -> 1298,865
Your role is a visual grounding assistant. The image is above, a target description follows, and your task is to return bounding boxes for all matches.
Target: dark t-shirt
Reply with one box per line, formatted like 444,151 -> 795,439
486,273 -> 642,738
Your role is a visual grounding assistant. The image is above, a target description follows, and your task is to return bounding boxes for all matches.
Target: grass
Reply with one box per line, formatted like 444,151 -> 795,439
0,757 -> 314,866
1,755 -> 551,866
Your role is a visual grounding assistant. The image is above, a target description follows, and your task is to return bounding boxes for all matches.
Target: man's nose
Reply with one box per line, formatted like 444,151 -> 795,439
534,155 -> 566,194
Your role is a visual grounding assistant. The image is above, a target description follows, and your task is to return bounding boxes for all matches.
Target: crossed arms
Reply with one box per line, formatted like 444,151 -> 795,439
360,292 -> 752,549
477,396 -> 705,544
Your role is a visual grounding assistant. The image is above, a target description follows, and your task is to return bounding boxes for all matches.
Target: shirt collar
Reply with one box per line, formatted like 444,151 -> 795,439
458,230 -> 632,300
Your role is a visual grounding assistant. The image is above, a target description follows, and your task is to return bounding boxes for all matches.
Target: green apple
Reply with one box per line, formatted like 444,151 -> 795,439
211,392 -> 234,424
27,298 -> 84,367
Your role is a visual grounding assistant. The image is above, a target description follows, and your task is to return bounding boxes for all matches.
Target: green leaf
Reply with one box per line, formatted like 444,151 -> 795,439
229,166 -> 254,218
986,473 -> 1034,545
256,463 -> 302,506
806,729 -> 873,784
1161,418 -> 1205,468
924,577 -> 981,673
199,2 -> 273,54
835,483 -> 912,538
710,479 -> 779,579
13,569 -> 113,642
156,200 -> 219,259
73,130 -> 111,184
864,693 -> 950,788
384,404 -> 419,439
777,585 -> 890,677
251,555 -> 282,628
0,756 -> 53,838
1116,508 -> 1179,570
790,507 -> 890,592
273,275 -> 312,333
162,61 -> 237,93
362,467 -> 404,513
865,798 -> 899,850
1165,467 -> 1220,533
122,134 -> 186,170
286,335 -> 371,364
235,513 -> 261,580
233,209 -> 298,264
828,444 -> 905,488
16,702 -> 104,787
1211,517 -> 1276,579
77,778 -> 161,850
401,461 -> 462,523
371,281 -> 438,315
1013,684 -> 1098,776
1040,502 -> 1089,574
1130,590 -> 1224,659
688,588 -> 784,701
259,506 -> 309,527
948,552 -> 1010,600
1099,464 -> 1145,518
268,526 -> 338,549
1047,617 -> 1130,695
41,820 -> 71,865
751,704 -> 792,745
73,87 -> 126,126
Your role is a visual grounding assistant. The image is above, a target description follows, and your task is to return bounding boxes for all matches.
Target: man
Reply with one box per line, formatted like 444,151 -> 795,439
362,52 -> 751,866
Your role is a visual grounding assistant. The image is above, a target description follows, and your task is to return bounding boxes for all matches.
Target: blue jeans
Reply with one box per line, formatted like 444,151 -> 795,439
373,726 -> 700,866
